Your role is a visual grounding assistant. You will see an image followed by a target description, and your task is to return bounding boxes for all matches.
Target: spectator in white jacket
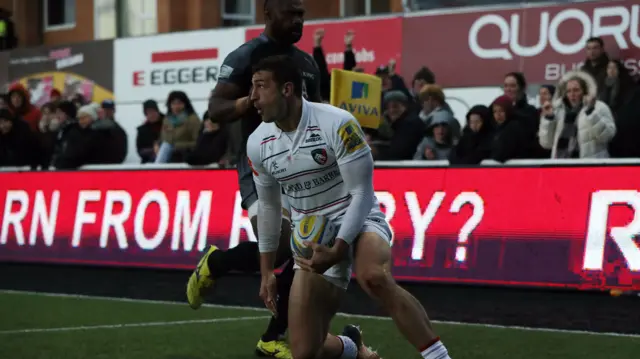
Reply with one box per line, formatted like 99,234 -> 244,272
539,70 -> 616,159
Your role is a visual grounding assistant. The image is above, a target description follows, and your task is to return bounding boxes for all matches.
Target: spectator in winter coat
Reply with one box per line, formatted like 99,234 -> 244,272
54,104 -> 126,169
599,60 -> 635,116
489,95 -> 529,162
7,83 -> 41,132
581,37 -> 609,93
186,117 -> 229,166
502,72 -> 544,158
136,99 -> 164,163
155,91 -> 201,163
376,90 -> 425,160
0,109 -> 42,168
50,101 -> 79,167
99,99 -> 127,163
418,84 -> 460,141
449,105 -> 494,165
413,110 -> 455,161
37,102 -> 62,167
539,70 -> 616,159
606,61 -> 640,158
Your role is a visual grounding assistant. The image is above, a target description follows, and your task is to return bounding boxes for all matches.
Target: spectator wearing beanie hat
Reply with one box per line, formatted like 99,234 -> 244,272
136,99 -> 164,163
377,90 -> 425,160
50,88 -> 62,104
488,95 -> 528,162
77,104 -> 99,129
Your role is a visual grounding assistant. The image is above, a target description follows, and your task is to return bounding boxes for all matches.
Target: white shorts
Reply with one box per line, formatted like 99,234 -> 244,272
247,195 -> 291,221
293,209 -> 392,290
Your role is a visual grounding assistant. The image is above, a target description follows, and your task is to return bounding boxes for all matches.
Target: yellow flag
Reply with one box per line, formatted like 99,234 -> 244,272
330,69 -> 381,129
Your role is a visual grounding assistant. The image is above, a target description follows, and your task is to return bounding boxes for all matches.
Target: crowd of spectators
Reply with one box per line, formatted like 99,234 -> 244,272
0,84 -> 127,169
369,36 -> 640,163
1,34 -> 639,170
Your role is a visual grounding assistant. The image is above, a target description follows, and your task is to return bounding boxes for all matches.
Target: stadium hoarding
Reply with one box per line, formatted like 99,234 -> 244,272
245,16 -> 403,75
1,166 -> 639,292
113,27 -> 246,104
7,40 -> 115,106
113,27 -> 245,164
401,0 -> 640,87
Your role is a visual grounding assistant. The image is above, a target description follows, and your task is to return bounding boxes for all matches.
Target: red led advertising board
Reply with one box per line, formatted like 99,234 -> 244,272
0,166 -> 639,291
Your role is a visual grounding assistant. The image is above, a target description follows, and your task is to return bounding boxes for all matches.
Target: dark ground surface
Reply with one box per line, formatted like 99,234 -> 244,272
1,262 -> 639,334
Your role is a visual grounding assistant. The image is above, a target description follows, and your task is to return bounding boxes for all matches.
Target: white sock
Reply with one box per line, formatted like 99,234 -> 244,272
337,335 -> 358,359
421,340 -> 451,359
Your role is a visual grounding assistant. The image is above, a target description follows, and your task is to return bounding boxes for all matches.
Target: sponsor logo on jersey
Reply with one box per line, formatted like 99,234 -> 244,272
305,133 -> 322,143
311,148 -> 328,165
338,120 -> 366,154
271,161 -> 286,175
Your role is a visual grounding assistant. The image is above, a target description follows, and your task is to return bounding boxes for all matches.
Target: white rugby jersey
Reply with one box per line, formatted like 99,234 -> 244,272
247,99 -> 381,224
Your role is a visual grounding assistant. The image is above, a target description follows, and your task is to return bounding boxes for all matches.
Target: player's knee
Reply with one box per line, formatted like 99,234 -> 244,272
290,341 -> 320,359
358,266 -> 393,295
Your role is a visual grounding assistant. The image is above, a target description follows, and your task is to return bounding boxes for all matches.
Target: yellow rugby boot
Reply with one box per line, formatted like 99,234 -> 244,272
255,339 -> 292,359
186,245 -> 218,309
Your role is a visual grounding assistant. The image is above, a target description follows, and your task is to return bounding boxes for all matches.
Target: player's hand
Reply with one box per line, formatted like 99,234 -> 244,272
424,147 -> 436,160
541,101 -> 554,117
314,28 -> 325,47
259,273 -> 278,317
294,242 -> 343,274
583,94 -> 596,108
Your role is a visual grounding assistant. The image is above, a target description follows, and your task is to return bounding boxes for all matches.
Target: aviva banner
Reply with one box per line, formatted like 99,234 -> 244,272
330,69 -> 381,129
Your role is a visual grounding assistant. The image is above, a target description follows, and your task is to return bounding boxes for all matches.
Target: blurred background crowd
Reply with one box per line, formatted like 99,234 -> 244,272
0,27 -> 639,169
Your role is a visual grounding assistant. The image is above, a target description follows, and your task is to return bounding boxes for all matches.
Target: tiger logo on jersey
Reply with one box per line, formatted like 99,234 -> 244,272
338,120 -> 366,154
311,148 -> 328,165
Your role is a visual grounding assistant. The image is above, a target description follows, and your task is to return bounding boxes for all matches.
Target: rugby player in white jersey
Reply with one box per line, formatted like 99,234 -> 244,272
247,55 -> 452,359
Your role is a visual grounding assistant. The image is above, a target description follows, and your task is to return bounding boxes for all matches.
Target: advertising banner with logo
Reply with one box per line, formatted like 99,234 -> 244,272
246,17 -> 403,75
8,40 -> 115,106
330,69 -> 381,128
1,166 -> 639,291
402,0 -> 640,87
114,28 -> 245,104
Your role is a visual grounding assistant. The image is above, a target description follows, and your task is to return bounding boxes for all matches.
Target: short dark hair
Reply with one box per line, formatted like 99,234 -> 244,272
252,55 -> 303,97
413,66 -> 436,85
505,71 -> 527,90
587,37 -> 604,47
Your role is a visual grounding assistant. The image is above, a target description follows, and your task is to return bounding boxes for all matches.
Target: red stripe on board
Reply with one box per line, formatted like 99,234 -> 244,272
151,48 -> 219,63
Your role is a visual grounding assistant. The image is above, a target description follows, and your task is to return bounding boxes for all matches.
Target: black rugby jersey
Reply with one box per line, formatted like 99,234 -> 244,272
217,33 -> 321,153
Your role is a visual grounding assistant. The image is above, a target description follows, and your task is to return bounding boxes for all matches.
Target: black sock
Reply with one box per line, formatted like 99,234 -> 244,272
261,259 -> 294,341
206,241 -> 260,278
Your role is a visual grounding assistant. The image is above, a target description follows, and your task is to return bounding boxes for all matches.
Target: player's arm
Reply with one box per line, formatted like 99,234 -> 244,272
332,118 -> 375,258
209,49 -> 252,122
306,55 -> 324,103
247,139 -> 282,275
